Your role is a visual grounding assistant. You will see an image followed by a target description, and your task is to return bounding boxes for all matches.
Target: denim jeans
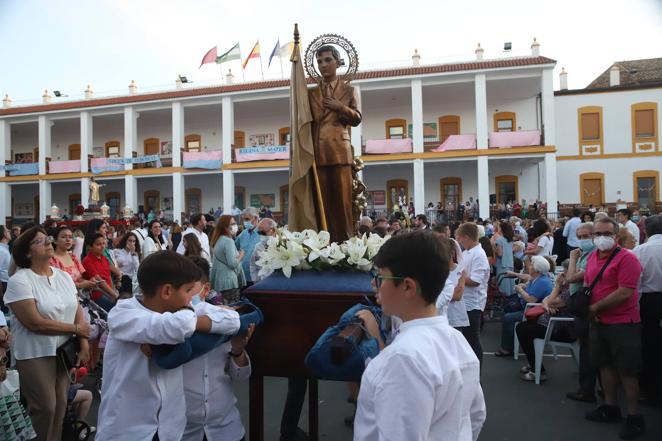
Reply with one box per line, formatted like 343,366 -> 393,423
501,310 -> 524,352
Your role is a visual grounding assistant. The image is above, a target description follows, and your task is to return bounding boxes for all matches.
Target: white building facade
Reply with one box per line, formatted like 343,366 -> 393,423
0,43 -> 658,225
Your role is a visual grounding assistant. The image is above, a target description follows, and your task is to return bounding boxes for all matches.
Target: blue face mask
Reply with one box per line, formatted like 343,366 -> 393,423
632,216 -> 640,222
578,239 -> 595,253
191,295 -> 202,306
243,221 -> 253,230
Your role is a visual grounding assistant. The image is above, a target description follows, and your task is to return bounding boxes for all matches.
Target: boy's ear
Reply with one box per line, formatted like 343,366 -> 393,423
157,283 -> 173,300
403,277 -> 420,298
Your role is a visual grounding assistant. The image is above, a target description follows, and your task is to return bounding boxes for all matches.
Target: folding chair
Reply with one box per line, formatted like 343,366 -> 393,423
532,317 -> 579,385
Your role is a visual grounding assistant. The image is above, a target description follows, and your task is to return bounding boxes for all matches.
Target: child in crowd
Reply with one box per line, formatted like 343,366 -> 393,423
182,256 -> 254,441
95,251 -> 240,441
353,230 -> 486,441
81,233 -> 118,311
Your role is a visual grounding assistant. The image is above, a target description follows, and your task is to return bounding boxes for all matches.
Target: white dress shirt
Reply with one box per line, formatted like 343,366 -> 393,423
625,220 -> 640,247
182,342 -> 251,441
563,216 -> 582,247
96,297 -> 240,441
0,243 -> 10,282
633,234 -> 662,293
177,227 -> 211,259
4,268 -> 78,360
437,263 -> 469,328
111,248 -> 140,279
354,316 -> 486,441
461,244 -> 490,312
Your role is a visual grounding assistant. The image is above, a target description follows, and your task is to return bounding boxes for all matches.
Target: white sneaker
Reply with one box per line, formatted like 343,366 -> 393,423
520,365 -> 532,374
521,371 -> 547,382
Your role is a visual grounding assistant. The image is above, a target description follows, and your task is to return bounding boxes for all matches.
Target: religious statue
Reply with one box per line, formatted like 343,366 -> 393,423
307,45 -> 362,242
89,176 -> 105,206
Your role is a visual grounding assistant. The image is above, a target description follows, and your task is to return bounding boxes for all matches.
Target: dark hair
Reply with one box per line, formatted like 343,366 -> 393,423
581,210 -> 595,221
530,218 -> 551,238
147,219 -> 165,245
183,232 -> 203,257
12,226 -> 48,268
51,225 -> 73,250
138,251 -> 202,297
439,237 -> 458,264
316,45 -> 342,64
499,221 -> 514,242
20,222 -> 36,234
644,215 -> 662,237
617,208 -> 632,219
187,255 -> 210,283
415,214 -> 428,225
572,208 -> 581,217
373,230 -> 450,305
118,232 -> 142,256
371,226 -> 387,238
479,237 -> 494,258
358,224 -> 371,236
85,219 -> 106,237
432,224 -> 447,234
190,213 -> 203,227
0,225 -> 7,241
85,233 -> 105,248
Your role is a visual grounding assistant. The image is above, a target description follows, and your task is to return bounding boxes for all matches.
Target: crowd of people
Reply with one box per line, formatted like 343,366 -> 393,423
0,199 -> 659,440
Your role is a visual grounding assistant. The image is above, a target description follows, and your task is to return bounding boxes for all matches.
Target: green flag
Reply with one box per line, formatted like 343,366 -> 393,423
216,43 -> 241,64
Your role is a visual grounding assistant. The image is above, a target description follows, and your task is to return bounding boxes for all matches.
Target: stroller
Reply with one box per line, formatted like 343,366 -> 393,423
78,290 -> 110,394
62,379 -> 94,441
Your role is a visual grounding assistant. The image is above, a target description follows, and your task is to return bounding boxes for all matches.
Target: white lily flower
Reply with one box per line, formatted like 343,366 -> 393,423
326,243 -> 347,265
271,240 -> 307,278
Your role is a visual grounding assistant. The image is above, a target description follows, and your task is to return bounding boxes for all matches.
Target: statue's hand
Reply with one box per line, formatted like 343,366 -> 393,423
323,97 -> 343,112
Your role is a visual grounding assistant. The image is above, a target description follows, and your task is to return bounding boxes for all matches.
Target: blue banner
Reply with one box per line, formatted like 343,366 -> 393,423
1,163 -> 39,176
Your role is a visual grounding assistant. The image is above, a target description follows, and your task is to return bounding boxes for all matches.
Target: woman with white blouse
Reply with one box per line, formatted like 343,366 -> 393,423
141,220 -> 168,260
4,227 -> 91,441
111,232 -> 141,297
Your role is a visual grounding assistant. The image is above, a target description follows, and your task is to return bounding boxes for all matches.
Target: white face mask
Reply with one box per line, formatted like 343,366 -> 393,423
230,224 -> 239,235
594,235 -> 616,251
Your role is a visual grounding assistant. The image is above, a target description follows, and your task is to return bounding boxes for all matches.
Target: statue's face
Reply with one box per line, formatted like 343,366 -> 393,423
316,51 -> 338,80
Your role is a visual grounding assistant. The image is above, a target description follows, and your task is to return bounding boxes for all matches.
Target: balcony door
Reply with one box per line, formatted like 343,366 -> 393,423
68,144 -> 81,160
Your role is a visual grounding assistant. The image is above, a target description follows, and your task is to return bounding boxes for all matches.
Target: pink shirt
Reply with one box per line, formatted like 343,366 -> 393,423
584,247 -> 641,324
50,254 -> 86,284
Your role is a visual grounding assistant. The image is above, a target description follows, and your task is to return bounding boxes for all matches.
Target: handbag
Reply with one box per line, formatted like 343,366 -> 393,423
305,303 -> 384,382
524,305 -> 546,321
567,248 -> 621,318
56,337 -> 80,371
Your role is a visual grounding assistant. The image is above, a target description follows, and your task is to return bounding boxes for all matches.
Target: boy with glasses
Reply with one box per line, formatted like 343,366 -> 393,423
353,230 -> 485,441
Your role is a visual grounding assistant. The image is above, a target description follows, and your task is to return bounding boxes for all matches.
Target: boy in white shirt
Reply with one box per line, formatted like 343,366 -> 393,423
96,251 -> 240,441
354,230 -> 486,441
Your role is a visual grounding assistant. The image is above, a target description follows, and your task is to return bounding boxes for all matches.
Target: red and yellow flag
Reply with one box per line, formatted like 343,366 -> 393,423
242,41 -> 260,69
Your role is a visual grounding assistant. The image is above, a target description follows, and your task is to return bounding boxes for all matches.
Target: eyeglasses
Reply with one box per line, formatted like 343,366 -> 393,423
371,273 -> 405,289
593,232 -> 614,237
30,236 -> 54,246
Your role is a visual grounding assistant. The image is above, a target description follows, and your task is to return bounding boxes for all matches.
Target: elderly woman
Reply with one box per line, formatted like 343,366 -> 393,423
495,255 -> 553,357
516,260 -> 576,381
210,215 -> 245,305
4,227 -> 91,441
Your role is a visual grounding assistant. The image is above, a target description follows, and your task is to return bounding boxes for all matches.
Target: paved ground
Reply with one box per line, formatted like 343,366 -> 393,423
81,320 -> 661,441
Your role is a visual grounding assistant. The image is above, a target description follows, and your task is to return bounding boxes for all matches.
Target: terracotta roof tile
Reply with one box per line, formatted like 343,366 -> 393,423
586,57 -> 662,89
0,56 -> 555,116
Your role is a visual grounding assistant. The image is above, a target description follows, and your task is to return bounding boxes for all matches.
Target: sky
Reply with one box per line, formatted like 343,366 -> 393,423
1,0 -> 661,105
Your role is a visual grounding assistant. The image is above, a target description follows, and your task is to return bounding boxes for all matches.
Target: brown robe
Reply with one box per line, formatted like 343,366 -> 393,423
308,80 -> 362,242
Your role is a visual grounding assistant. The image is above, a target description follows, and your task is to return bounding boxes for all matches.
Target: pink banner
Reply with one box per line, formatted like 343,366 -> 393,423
433,134 -> 477,152
235,146 -> 289,163
365,138 -> 412,154
489,130 -> 541,148
49,160 -> 81,174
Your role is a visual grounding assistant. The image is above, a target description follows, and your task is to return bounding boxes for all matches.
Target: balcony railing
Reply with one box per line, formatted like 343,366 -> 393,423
2,161 -> 39,176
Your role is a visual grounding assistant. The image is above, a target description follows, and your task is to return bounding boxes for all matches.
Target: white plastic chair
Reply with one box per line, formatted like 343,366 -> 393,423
532,317 -> 580,384
513,303 -> 541,361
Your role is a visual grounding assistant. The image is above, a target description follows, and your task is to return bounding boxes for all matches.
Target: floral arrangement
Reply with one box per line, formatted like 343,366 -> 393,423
74,204 -> 85,216
255,229 -> 390,279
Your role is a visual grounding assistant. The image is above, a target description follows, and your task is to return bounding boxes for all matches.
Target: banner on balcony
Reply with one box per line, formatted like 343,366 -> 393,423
364,139 -> 412,154
183,150 -> 222,169
49,160 -> 81,174
235,145 -> 289,162
90,158 -> 124,174
1,163 -> 39,176
489,130 -> 541,148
